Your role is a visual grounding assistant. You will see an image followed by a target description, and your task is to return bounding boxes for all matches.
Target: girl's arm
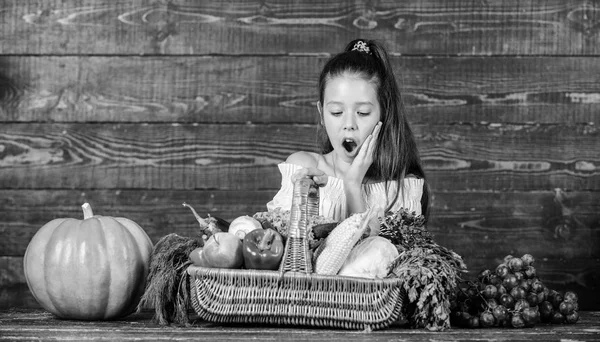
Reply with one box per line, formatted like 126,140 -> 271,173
343,182 -> 366,215
286,152 -> 328,186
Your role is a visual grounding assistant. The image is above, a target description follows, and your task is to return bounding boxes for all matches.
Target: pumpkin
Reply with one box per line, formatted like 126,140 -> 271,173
23,203 -> 153,320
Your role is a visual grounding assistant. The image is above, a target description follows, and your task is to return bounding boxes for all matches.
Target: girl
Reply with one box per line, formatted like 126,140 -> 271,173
267,39 -> 429,223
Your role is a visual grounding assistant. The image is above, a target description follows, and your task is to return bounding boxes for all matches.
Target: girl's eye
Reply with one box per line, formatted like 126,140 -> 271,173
358,112 -> 370,116
330,112 -> 343,116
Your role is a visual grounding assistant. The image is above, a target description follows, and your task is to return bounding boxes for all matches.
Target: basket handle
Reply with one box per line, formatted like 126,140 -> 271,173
278,178 -> 319,274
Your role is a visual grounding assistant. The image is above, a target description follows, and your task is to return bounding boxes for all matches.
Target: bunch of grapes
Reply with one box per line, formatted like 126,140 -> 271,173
450,253 -> 580,328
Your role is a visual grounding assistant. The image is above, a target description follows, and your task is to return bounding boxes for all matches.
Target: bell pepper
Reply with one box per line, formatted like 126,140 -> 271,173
242,228 -> 284,270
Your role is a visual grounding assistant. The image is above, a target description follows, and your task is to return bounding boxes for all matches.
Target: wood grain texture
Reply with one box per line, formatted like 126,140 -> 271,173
0,123 -> 598,190
1,0 -> 600,312
0,309 -> 599,341
1,56 -> 600,124
2,0 -> 600,55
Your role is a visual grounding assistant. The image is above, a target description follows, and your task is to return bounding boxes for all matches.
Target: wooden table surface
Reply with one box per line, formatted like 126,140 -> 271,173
1,309 -> 599,342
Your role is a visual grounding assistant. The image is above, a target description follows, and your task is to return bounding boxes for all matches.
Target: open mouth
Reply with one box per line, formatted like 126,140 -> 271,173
342,139 -> 358,153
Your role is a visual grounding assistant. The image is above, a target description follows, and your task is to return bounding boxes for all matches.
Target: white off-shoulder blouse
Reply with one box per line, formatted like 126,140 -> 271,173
266,163 -> 424,221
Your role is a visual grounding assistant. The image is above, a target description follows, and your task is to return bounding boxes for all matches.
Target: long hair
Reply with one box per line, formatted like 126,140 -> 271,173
316,39 -> 430,219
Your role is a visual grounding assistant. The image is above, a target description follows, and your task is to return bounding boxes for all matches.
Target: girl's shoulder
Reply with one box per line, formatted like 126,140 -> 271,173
285,151 -> 321,168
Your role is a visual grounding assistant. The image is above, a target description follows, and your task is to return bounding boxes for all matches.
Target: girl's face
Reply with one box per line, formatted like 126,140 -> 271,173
319,73 -> 381,161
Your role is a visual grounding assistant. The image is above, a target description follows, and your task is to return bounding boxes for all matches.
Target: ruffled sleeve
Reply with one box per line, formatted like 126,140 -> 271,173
365,178 -> 424,216
266,163 -> 301,212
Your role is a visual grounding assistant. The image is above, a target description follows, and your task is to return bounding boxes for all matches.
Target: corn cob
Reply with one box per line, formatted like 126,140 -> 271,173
314,207 -> 377,275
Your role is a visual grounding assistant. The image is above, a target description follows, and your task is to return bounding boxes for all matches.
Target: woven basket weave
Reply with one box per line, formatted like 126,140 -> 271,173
187,178 -> 404,330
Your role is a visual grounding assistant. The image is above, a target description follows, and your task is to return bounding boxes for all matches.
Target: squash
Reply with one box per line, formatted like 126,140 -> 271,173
23,203 -> 153,320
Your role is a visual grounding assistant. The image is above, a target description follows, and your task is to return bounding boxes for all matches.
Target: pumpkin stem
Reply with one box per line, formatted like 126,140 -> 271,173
82,203 -> 94,219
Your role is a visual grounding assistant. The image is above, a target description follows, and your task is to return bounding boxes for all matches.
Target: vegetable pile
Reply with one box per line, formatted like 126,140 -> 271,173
138,204 -> 466,330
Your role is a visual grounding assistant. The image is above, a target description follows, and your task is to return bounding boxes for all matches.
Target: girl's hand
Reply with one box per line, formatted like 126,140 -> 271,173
291,167 -> 329,186
345,121 -> 381,186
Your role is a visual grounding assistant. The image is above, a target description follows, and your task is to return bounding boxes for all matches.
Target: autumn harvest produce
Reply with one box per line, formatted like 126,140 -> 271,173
182,203 -> 230,240
23,203 -> 153,320
188,232 -> 244,269
314,209 -> 376,275
138,183 -> 467,331
338,236 -> 399,279
450,253 -> 580,329
228,215 -> 263,239
242,228 -> 284,270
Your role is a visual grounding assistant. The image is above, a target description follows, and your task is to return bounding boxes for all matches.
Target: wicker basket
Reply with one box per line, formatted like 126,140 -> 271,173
187,178 -> 405,330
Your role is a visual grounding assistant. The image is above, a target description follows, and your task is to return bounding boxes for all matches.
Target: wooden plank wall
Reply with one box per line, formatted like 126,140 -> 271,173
1,0 -> 599,310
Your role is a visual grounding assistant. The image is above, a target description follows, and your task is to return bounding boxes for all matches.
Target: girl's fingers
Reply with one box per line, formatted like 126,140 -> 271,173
313,175 -> 329,186
358,122 -> 381,161
365,122 -> 381,159
291,167 -> 327,184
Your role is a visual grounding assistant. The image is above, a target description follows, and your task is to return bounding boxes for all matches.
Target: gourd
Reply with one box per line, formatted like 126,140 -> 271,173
23,203 -> 153,320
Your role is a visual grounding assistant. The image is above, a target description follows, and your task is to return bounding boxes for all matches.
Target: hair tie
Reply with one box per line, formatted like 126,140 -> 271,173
351,40 -> 371,54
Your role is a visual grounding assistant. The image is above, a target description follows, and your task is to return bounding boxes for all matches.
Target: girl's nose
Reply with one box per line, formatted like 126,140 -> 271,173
343,114 -> 357,130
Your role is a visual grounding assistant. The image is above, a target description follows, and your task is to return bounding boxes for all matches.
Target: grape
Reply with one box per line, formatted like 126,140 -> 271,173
477,269 -> 491,282
542,286 -> 550,298
539,301 -> 554,320
492,305 -> 508,325
521,254 -> 535,266
514,299 -> 530,312
551,292 -> 564,308
459,312 -> 472,327
518,279 -> 531,292
468,316 -> 480,328
531,280 -> 544,293
510,313 -> 526,328
499,294 -> 515,309
482,284 -> 498,299
564,291 -> 578,303
480,311 -> 495,328
496,285 -> 508,298
510,286 -> 527,300
503,255 -> 514,264
496,264 -> 510,278
524,265 -> 536,279
502,274 -> 518,290
565,311 -> 579,324
487,298 -> 499,310
559,301 -> 576,316
522,307 -> 540,327
550,311 -> 565,324
536,289 -> 546,303
453,253 -> 579,329
466,286 -> 479,299
526,292 -> 540,306
488,274 -> 501,286
508,257 -> 524,272
514,271 -> 524,282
